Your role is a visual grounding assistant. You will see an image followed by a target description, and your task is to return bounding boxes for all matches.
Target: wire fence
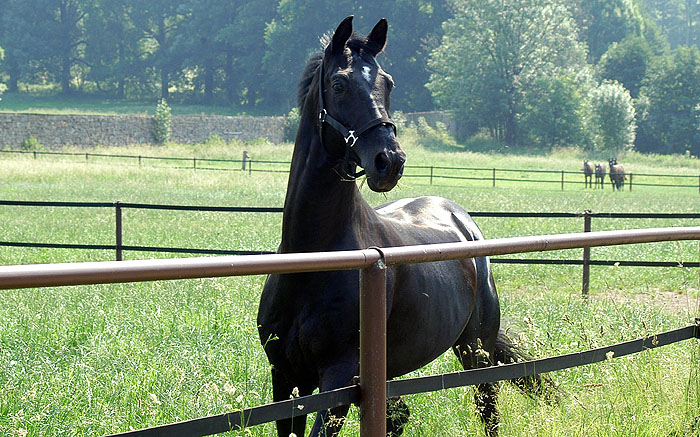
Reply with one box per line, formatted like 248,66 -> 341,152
1,199 -> 699,296
3,149 -> 700,192
1,227 -> 699,436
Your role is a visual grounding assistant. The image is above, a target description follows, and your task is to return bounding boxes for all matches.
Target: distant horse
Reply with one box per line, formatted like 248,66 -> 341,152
582,161 -> 594,188
594,163 -> 606,189
609,158 -> 626,191
257,17 -> 549,437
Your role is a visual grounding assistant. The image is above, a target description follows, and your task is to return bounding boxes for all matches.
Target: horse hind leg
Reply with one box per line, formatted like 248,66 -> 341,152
386,396 -> 410,436
453,336 -> 500,436
452,303 -> 501,435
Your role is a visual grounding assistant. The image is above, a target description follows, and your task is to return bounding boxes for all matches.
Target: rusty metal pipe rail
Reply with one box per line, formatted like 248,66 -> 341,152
1,226 -> 699,290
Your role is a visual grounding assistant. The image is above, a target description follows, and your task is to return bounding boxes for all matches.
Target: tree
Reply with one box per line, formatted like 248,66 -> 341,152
589,80 -> 636,155
520,73 -> 590,150
128,1 -> 186,100
0,0 -> 56,93
597,35 -> 654,98
427,0 -> 586,145
83,0 -> 142,98
636,46 -> 700,155
47,0 -> 88,95
575,0 -> 644,63
262,0 -> 450,112
643,0 -> 700,49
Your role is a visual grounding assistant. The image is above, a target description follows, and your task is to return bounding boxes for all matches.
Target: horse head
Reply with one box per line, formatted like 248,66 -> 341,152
317,16 -> 406,192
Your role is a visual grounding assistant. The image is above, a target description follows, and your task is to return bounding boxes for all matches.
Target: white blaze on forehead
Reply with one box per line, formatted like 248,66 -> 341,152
362,66 -> 372,83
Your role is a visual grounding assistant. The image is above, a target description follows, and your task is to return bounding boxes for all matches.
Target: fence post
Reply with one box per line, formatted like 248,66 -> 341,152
33,151 -> 37,159
86,153 -> 89,162
248,159 -> 252,175
582,210 -> 591,297
360,255 -> 387,437
561,170 -> 565,191
193,158 -> 197,170
430,166 -> 433,185
492,168 -> 496,187
138,155 -> 142,166
115,201 -> 123,261
629,173 -> 632,192
242,151 -> 249,171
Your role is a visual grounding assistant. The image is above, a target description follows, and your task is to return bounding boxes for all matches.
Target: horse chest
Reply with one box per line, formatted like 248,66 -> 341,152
258,272 -> 361,371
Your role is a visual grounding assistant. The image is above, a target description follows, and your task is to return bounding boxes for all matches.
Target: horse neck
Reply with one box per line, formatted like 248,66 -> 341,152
280,111 -> 369,252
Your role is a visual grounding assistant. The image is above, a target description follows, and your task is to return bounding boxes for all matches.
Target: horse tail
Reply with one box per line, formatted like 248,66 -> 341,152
494,329 -> 559,402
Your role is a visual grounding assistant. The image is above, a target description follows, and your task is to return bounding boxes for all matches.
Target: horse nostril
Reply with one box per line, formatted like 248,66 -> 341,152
375,152 -> 390,174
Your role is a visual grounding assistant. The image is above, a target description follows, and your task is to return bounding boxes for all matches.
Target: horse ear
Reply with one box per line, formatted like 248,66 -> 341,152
366,18 -> 388,56
330,16 -> 354,55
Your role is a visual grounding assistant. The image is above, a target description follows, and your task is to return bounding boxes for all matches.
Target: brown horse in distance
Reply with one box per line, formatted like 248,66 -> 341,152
582,161 -> 594,188
594,163 -> 606,189
609,158 -> 626,191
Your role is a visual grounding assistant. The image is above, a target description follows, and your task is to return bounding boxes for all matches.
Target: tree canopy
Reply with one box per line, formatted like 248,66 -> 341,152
0,0 -> 698,155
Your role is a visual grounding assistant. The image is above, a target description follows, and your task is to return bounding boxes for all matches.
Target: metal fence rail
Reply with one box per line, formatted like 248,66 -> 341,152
1,227 -> 700,437
2,200 -> 699,296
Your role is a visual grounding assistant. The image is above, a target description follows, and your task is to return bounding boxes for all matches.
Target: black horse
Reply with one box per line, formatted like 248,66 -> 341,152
257,17 -> 546,437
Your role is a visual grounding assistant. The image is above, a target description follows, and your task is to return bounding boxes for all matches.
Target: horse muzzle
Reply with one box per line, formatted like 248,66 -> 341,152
367,146 -> 406,192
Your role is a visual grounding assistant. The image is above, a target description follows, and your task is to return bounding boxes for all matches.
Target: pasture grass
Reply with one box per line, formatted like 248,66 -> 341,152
1,135 -> 699,436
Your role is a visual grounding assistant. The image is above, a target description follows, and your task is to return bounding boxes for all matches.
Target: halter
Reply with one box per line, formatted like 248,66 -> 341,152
317,59 -> 397,180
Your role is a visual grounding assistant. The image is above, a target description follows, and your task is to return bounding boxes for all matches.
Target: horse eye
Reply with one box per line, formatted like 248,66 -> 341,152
332,82 -> 344,92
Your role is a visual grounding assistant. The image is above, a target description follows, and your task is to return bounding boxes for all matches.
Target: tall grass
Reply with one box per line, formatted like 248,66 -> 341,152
0,134 -> 699,436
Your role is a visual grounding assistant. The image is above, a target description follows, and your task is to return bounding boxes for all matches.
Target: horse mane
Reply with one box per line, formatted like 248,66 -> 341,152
297,31 -> 381,109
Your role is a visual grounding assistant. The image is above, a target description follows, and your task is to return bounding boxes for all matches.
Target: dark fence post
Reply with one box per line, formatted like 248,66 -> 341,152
248,159 -> 253,175
138,155 -> 142,166
629,173 -> 632,192
86,153 -> 89,162
242,151 -> 249,171
492,168 -> 496,187
430,166 -> 434,185
582,210 -> 591,297
193,158 -> 197,170
115,201 -> 123,261
360,255 -> 387,437
561,170 -> 565,191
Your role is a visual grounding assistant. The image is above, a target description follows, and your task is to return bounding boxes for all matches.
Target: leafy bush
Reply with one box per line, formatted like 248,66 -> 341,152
589,80 -> 636,155
21,136 -> 45,151
283,107 -> 300,143
152,99 -> 172,144
414,117 -> 461,151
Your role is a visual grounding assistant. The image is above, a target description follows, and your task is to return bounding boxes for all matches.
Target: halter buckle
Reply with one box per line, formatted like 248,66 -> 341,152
344,130 -> 358,148
319,109 -> 327,123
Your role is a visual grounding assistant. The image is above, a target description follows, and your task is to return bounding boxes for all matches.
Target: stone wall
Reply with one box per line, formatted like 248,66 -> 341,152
0,111 -> 456,149
0,113 -> 285,149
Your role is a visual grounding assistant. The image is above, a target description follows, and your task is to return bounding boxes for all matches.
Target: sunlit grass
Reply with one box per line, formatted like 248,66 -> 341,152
0,137 -> 699,436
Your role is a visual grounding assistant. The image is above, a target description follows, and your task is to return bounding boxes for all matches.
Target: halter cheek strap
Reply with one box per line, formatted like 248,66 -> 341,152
317,60 -> 397,181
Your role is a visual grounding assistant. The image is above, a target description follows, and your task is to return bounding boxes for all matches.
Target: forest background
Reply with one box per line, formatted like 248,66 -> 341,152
0,0 -> 699,157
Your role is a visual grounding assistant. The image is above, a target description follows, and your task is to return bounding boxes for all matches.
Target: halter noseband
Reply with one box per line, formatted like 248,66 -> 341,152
317,59 -> 397,181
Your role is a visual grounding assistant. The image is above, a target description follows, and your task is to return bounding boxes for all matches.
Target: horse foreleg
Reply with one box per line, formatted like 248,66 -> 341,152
309,360 -> 357,437
272,367 -> 309,437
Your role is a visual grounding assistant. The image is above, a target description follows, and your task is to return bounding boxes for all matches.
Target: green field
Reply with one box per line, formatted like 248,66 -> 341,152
1,134 -> 699,436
